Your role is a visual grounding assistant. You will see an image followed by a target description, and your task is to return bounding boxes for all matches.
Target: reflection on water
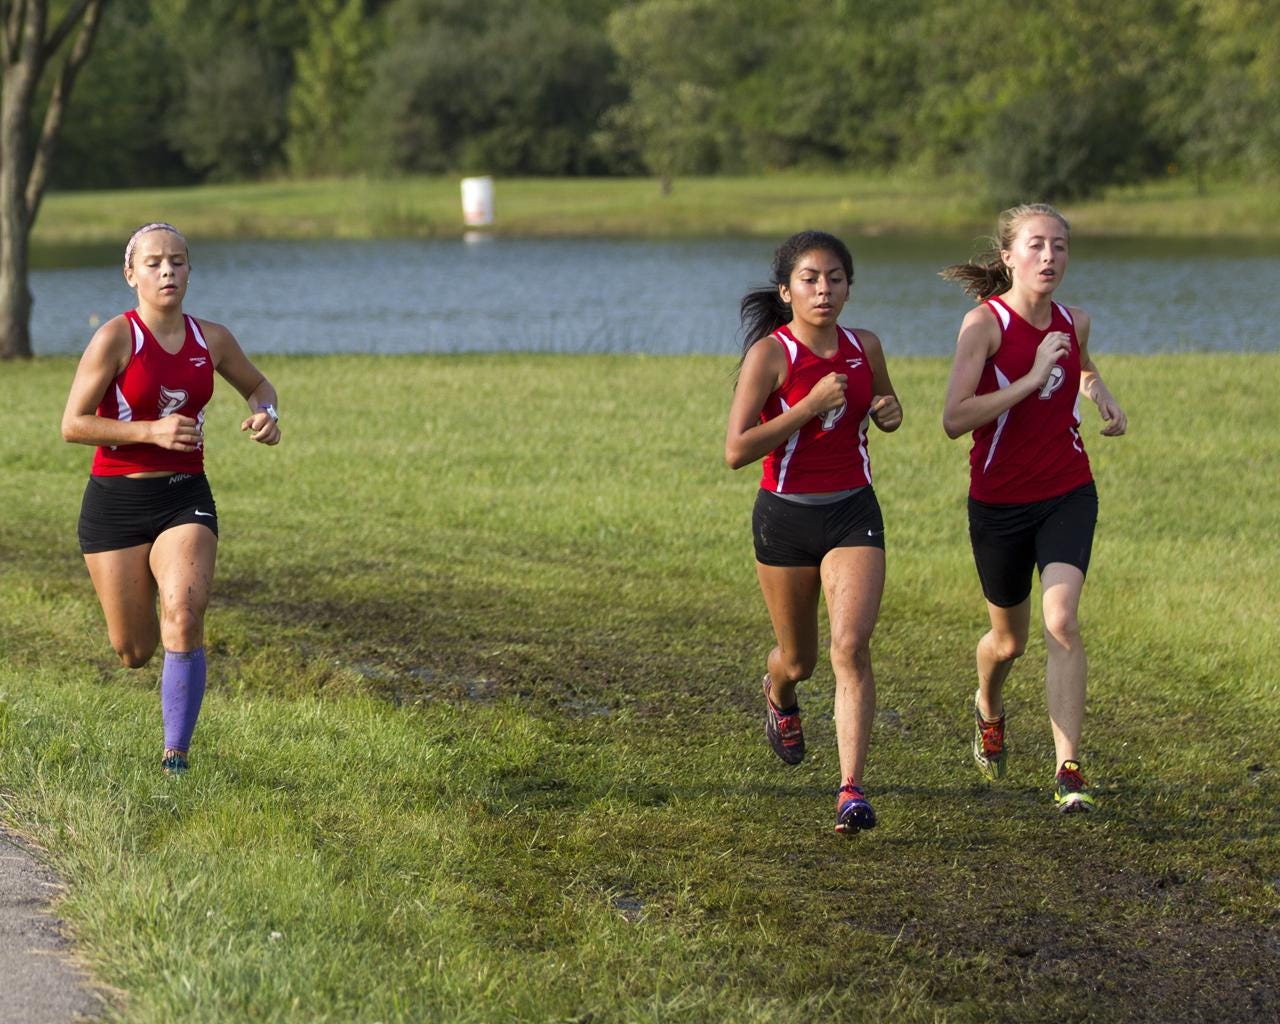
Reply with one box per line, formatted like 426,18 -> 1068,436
30,235 -> 1280,356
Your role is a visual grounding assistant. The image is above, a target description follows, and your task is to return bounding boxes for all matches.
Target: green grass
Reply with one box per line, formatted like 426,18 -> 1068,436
1,353 -> 1278,1022
32,172 -> 1280,248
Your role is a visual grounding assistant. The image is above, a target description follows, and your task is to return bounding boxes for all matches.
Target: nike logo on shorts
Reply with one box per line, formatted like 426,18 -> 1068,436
194,510 -> 214,517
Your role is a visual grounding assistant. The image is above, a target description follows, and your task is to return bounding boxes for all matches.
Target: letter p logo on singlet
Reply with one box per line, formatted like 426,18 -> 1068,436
820,400 -> 847,432
1038,365 -> 1065,400
158,386 -> 189,417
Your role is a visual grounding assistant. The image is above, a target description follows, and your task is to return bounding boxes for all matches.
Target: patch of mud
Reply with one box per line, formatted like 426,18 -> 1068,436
854,861 -> 1279,1023
211,569 -> 744,716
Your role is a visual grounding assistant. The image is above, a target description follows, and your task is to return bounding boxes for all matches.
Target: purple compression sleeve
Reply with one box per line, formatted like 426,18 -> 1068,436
161,647 -> 207,752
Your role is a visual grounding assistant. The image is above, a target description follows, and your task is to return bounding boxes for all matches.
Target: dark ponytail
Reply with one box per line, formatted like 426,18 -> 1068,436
739,287 -> 791,355
739,230 -> 854,359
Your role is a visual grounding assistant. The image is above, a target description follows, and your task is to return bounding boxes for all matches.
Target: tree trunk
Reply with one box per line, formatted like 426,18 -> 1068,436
1,9 -> 39,361
0,0 -> 107,359
0,219 -> 34,360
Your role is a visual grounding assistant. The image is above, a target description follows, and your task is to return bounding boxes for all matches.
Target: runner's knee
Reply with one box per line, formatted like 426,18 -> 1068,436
160,606 -> 204,650
829,636 -> 871,675
774,653 -> 817,684
1043,606 -> 1080,649
115,640 -> 157,669
986,630 -> 1026,663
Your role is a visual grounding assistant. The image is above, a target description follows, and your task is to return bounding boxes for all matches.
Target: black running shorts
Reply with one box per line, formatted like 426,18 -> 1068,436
78,473 -> 219,554
753,486 -> 885,567
967,481 -> 1097,608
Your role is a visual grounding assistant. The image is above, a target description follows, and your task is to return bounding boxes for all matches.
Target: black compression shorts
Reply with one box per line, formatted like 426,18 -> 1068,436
753,486 -> 885,567
967,481 -> 1097,607
78,473 -> 219,554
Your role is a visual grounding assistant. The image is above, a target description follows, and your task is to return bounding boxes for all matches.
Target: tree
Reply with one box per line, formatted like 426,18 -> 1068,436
148,0 -> 306,182
49,4 -> 187,189
600,0 -> 768,180
286,0 -> 372,176
359,0 -> 621,176
1,0 -> 107,359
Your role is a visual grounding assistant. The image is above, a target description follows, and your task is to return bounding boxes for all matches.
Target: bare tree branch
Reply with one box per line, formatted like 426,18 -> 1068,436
26,0 -> 103,220
42,0 -> 91,63
15,0 -> 43,68
2,0 -> 25,66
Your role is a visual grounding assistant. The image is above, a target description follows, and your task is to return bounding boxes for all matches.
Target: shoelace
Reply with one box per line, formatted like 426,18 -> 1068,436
978,717 -> 1004,755
776,711 -> 802,743
1057,766 -> 1086,791
838,781 -> 865,800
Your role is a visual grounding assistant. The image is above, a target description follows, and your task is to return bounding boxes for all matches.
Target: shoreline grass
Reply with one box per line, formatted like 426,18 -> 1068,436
1,353 -> 1278,1021
33,173 -> 1280,249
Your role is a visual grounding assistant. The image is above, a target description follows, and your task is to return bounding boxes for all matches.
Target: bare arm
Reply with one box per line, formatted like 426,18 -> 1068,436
1073,308 -> 1127,436
942,305 -> 1069,438
724,337 -> 846,470
204,320 -> 281,446
61,317 -> 203,451
859,329 -> 903,432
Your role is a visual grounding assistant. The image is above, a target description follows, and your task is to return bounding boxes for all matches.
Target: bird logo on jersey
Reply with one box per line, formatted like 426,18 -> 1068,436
158,385 -> 189,417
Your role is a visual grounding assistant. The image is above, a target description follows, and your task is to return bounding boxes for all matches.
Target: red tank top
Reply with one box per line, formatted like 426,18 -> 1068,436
759,324 -> 875,493
968,297 -> 1092,504
91,311 -> 215,476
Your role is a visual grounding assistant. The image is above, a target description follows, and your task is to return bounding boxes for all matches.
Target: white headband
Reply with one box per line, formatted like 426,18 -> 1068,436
124,222 -> 185,269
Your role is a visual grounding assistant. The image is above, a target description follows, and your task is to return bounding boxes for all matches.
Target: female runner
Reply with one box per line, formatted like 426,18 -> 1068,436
62,223 -> 281,775
725,230 -> 902,835
941,203 -> 1126,812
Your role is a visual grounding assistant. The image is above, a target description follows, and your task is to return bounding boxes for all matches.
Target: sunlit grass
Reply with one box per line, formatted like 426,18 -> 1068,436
1,353 -> 1277,1021
33,173 -> 1280,248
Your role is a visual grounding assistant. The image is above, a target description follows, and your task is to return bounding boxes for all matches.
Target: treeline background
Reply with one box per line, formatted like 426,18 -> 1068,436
58,0 -> 1277,203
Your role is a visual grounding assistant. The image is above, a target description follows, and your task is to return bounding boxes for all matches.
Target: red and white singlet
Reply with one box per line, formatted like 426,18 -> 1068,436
968,296 -> 1092,504
759,324 -> 875,494
91,311 -> 215,476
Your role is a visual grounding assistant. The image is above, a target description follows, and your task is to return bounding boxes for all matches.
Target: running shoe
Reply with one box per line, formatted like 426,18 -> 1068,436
835,780 -> 877,834
1053,759 -> 1095,814
972,691 -> 1007,781
762,675 -> 804,765
162,752 -> 189,777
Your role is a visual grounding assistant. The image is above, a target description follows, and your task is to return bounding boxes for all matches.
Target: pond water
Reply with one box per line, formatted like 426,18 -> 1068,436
30,235 -> 1280,357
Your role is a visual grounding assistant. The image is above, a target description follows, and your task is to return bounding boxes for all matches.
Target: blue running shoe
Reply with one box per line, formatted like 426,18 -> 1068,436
162,751 -> 188,776
835,780 -> 876,834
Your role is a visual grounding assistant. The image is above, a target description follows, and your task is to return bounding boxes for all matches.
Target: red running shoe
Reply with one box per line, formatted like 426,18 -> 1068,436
762,674 -> 805,765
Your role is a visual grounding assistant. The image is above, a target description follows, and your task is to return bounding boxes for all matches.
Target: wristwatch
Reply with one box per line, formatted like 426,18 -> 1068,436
261,403 -> 279,422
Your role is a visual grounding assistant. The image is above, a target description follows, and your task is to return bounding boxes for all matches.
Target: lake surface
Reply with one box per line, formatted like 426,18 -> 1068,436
30,235 -> 1280,357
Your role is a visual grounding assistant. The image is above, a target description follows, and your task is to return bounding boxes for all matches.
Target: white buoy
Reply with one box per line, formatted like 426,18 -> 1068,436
460,176 -> 495,227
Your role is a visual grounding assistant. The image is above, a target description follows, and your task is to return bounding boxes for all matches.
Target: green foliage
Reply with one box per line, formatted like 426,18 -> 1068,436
1175,0 -> 1280,181
49,5 -> 189,189
979,86 -> 1144,205
38,0 -> 1280,192
286,0 -> 374,176
171,40 -> 288,181
358,0 -> 622,175
600,0 -> 769,176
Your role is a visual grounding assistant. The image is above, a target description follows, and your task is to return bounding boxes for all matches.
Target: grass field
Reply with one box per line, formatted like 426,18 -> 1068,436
1,353 -> 1277,1022
31,173 -> 1280,250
